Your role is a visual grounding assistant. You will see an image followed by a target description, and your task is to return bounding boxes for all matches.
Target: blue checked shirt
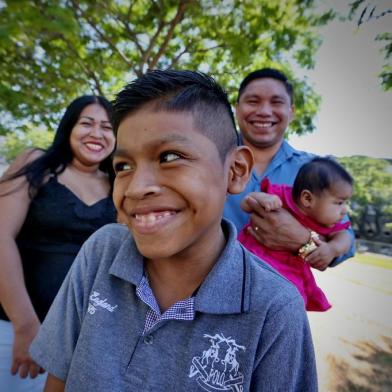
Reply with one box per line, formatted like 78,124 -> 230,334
136,275 -> 195,334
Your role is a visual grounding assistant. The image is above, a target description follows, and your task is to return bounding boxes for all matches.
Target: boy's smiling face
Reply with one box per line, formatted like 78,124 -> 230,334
113,108 -> 234,262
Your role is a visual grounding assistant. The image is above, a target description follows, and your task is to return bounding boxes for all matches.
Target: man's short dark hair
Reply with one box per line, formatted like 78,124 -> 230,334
292,157 -> 353,201
112,69 -> 239,161
237,68 -> 294,104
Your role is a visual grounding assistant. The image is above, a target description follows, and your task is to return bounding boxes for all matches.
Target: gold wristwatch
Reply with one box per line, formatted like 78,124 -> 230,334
298,230 -> 319,259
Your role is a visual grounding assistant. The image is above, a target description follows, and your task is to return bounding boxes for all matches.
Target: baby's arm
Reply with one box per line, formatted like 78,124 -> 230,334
305,231 -> 352,271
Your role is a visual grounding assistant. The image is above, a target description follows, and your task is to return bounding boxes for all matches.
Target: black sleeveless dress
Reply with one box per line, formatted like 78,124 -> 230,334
0,175 -> 117,322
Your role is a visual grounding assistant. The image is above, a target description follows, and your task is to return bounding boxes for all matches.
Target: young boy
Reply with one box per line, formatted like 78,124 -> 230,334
30,70 -> 317,391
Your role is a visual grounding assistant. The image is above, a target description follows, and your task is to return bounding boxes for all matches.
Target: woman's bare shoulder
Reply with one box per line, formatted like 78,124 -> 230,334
16,148 -> 45,165
3,148 -> 45,177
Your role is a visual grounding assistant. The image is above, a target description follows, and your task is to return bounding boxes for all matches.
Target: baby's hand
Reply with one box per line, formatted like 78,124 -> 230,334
259,194 -> 282,212
304,238 -> 335,271
240,192 -> 282,213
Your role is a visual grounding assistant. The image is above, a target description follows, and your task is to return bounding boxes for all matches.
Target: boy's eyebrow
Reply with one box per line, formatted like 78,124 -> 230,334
113,133 -> 193,157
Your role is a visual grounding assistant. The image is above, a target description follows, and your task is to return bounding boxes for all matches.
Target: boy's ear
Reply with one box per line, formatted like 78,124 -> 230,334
227,146 -> 254,195
300,189 -> 314,208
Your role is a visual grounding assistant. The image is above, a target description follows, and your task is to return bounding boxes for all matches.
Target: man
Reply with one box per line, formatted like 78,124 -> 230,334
223,68 -> 355,269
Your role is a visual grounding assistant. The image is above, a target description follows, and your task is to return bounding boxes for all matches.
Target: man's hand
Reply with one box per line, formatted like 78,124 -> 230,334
304,237 -> 335,271
241,193 -> 309,252
11,320 -> 45,378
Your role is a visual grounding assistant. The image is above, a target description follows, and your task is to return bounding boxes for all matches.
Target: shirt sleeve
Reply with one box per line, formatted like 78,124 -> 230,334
29,245 -> 89,381
329,224 -> 356,267
251,296 -> 318,391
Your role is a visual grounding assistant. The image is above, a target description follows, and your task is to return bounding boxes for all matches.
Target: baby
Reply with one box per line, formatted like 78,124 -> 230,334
239,156 -> 353,311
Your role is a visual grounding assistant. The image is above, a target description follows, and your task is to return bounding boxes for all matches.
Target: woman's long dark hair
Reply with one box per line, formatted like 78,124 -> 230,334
1,95 -> 115,197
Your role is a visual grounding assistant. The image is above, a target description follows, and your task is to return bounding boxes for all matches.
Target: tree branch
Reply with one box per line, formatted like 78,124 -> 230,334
94,0 -> 145,56
149,0 -> 189,69
169,43 -> 223,67
69,0 -> 133,67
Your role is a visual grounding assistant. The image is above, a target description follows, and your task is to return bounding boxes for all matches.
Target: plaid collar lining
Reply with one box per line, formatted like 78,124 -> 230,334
136,275 -> 195,334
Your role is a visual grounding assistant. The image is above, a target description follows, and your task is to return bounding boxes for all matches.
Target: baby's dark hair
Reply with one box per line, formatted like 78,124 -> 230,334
237,68 -> 294,104
292,157 -> 353,201
112,69 -> 239,161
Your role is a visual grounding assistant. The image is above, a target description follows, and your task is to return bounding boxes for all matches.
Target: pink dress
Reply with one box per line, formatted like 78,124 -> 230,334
238,178 -> 350,311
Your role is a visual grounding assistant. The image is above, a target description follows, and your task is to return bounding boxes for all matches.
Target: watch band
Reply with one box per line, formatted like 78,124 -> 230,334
298,230 -> 319,259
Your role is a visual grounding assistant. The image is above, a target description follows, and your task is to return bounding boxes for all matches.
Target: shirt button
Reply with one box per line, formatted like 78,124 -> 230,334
144,335 -> 153,345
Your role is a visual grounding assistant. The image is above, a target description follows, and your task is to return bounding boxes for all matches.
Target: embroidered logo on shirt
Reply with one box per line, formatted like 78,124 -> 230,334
189,333 -> 246,391
87,291 -> 118,315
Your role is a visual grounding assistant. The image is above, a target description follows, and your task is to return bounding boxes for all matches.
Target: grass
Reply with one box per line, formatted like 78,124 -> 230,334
352,252 -> 392,270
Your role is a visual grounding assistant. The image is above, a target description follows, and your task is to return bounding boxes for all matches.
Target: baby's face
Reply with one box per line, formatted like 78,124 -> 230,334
309,182 -> 353,227
112,108 -> 230,261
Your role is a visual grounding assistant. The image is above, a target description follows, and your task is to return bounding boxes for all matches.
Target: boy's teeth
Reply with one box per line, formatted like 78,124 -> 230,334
135,211 -> 174,224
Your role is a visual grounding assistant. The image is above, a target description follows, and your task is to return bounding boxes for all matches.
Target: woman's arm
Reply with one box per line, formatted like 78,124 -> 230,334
44,374 -> 65,392
0,150 -> 44,378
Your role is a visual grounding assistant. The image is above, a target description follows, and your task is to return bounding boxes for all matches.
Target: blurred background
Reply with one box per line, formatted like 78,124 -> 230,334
0,1 -> 391,390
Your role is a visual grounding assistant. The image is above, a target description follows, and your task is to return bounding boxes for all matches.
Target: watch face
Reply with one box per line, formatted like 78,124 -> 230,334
298,231 -> 319,259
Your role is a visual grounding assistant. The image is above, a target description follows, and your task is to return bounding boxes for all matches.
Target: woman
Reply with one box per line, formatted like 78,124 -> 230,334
0,95 -> 116,391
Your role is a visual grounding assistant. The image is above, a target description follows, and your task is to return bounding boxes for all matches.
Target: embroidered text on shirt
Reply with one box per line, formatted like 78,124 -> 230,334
88,291 -> 118,315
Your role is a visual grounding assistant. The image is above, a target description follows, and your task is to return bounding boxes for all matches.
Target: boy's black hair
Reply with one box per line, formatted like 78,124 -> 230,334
1,96 -> 115,196
292,157 -> 353,201
112,69 -> 239,161
237,68 -> 294,104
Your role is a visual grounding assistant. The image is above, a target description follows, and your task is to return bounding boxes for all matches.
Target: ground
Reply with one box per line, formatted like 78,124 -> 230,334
309,254 -> 392,391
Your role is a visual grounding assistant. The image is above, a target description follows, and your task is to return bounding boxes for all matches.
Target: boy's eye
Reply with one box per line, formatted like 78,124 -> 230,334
160,152 -> 182,163
113,162 -> 132,173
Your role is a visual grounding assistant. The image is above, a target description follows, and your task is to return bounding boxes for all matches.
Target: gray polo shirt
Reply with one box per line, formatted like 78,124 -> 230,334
30,221 -> 317,391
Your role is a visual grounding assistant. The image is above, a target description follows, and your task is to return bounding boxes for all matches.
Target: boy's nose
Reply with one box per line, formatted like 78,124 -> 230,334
124,167 -> 161,199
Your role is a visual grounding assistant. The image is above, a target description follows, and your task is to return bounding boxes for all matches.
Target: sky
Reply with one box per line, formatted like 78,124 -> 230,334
288,0 -> 391,159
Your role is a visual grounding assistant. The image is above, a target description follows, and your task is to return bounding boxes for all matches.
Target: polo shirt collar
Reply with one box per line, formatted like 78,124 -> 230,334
108,230 -> 144,286
194,220 -> 250,315
108,220 -> 250,315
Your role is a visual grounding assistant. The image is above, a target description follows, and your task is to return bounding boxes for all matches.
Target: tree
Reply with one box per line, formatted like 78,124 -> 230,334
0,127 -> 54,163
375,32 -> 392,90
339,156 -> 392,240
348,0 -> 392,91
339,156 -> 392,208
0,0 -> 334,135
